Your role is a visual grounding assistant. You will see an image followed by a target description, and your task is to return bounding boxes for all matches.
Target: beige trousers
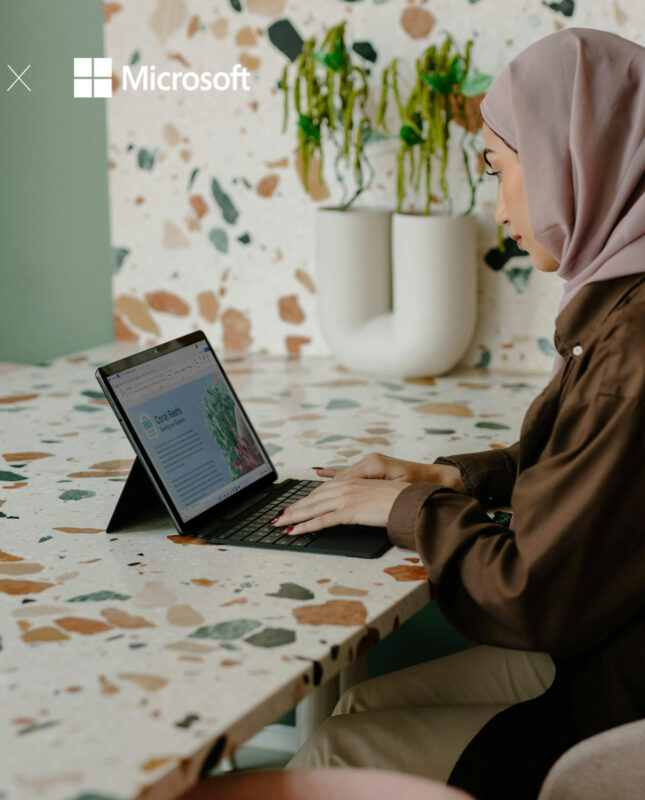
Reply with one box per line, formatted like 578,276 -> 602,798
287,644 -> 556,783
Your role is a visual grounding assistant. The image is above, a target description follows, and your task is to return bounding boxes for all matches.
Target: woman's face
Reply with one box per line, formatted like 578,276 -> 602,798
481,122 -> 559,272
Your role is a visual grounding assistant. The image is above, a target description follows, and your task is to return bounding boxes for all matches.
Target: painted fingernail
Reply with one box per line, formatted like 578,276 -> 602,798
284,526 -> 294,534
269,508 -> 286,524
312,466 -> 323,470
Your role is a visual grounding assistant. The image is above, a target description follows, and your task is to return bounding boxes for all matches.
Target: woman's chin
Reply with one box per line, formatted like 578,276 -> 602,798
534,256 -> 560,273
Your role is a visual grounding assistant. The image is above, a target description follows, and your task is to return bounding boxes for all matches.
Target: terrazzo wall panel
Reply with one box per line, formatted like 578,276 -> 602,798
104,0 -> 643,372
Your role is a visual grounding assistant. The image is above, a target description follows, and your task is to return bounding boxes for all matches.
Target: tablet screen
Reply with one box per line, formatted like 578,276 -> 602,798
104,339 -> 273,522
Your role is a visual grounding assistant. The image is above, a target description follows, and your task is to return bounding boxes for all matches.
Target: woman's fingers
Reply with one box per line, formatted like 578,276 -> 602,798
314,454 -> 392,483
282,510 -> 346,536
275,478 -> 382,530
274,483 -> 347,528
270,478 -> 412,534
275,491 -> 350,534
279,477 -> 381,523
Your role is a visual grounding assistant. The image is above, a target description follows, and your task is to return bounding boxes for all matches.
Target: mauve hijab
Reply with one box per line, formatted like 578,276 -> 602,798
479,26 -> 645,383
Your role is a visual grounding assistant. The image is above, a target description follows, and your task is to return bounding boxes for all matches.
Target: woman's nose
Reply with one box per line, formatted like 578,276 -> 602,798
494,191 -> 510,228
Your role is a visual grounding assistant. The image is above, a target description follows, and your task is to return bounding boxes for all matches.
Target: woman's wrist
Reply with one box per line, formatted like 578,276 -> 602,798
418,462 -> 465,492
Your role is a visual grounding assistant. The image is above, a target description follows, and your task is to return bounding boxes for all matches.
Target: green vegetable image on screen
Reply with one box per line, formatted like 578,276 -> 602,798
201,376 -> 265,480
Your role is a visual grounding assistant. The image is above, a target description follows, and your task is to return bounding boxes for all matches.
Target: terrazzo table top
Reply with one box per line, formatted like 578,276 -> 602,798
0,341 -> 548,800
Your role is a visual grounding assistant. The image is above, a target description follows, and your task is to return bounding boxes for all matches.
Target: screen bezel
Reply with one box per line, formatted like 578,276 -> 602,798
95,329 -> 278,534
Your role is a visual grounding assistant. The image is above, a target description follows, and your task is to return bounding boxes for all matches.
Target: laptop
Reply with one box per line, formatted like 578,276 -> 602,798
95,330 -> 392,558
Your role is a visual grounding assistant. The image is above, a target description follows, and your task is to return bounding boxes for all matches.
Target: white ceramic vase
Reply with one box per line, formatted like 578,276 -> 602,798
314,207 -> 478,378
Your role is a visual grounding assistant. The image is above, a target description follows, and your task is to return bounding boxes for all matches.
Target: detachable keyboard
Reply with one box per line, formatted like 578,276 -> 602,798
194,478 -> 393,558
202,479 -> 323,548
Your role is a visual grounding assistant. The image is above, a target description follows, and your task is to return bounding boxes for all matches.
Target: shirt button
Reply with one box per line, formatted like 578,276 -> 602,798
572,344 -> 583,356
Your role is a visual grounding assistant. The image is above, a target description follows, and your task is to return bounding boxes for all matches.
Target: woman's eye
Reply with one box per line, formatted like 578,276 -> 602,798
485,170 -> 501,182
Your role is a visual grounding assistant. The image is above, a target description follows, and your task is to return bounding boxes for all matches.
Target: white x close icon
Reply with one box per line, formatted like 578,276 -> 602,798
7,64 -> 31,92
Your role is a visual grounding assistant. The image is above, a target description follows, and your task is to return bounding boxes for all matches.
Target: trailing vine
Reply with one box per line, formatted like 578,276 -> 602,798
377,32 -> 493,215
279,21 -> 375,210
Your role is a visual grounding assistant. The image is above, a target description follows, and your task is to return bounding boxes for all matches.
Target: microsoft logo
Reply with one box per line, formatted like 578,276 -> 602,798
72,57 -> 252,99
74,57 -> 112,98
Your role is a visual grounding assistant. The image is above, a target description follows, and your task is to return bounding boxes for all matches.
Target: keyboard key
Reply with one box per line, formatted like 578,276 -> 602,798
274,534 -> 297,546
259,532 -> 283,544
229,529 -> 251,541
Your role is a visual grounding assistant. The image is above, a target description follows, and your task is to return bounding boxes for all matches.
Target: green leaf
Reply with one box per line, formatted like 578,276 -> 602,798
400,124 -> 423,146
324,50 -> 344,71
448,55 -> 466,85
460,71 -> 493,97
297,113 -> 321,142
422,71 -> 453,94
313,48 -> 344,72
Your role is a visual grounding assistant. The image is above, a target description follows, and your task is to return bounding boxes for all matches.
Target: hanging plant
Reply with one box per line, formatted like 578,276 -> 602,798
279,21 -> 377,210
377,33 -> 493,215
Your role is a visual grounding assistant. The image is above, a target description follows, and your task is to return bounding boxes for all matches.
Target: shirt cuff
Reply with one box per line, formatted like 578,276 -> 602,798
386,481 -> 444,549
433,450 -> 517,507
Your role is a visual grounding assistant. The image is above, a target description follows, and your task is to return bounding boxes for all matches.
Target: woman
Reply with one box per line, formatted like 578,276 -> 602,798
273,27 -> 645,799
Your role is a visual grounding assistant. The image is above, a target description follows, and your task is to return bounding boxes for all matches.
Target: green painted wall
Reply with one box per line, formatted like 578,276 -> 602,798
367,600 -> 472,678
0,0 -> 113,365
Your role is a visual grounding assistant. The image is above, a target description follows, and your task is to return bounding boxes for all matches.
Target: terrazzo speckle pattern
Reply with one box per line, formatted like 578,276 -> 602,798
1,341 -> 546,798
102,1 -> 643,371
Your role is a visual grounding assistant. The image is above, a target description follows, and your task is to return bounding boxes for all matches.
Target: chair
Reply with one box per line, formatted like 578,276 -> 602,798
177,767 -> 473,800
537,718 -> 645,800
179,719 -> 645,800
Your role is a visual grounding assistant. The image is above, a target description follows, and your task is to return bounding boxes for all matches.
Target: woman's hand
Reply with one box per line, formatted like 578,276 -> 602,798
270,477 -> 412,536
312,452 -> 465,492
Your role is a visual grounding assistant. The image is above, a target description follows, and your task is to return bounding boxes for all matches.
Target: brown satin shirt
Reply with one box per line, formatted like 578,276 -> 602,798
387,271 -> 645,741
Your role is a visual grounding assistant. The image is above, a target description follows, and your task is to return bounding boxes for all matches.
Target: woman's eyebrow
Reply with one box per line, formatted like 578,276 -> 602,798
483,147 -> 495,168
